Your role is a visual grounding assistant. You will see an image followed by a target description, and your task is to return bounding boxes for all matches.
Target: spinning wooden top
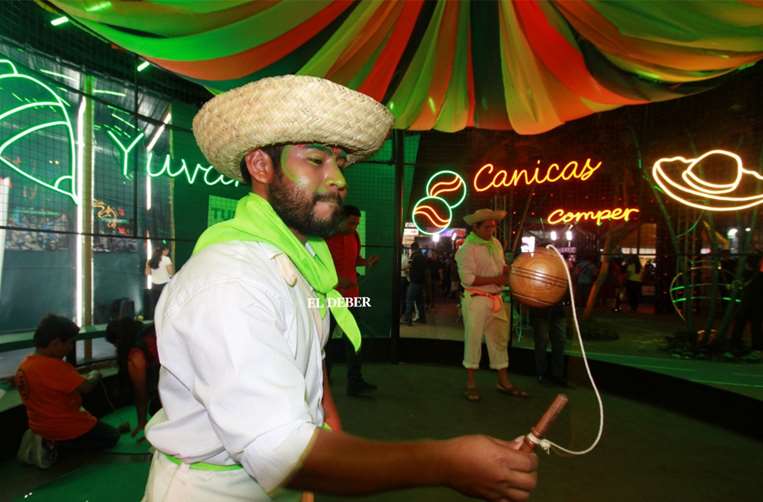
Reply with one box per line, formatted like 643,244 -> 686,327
509,248 -> 568,308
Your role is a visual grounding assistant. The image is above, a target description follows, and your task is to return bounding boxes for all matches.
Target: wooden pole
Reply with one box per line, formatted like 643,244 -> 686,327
82,75 -> 94,361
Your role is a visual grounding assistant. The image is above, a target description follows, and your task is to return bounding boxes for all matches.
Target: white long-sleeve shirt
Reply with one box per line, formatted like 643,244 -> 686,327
146,240 -> 330,493
455,237 -> 505,295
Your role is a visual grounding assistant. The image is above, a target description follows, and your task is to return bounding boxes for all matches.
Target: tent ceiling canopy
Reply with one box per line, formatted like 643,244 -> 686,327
46,0 -> 763,134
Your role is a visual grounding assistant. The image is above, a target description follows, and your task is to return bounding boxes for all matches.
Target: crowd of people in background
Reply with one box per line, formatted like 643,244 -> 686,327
400,242 -> 462,324
9,231 -> 761,473
570,253 -> 656,313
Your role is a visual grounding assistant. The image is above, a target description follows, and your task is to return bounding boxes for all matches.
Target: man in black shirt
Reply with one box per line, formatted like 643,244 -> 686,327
403,242 -> 427,325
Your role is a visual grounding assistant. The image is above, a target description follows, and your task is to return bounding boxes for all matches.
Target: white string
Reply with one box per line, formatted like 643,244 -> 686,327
525,432 -> 553,455
527,244 -> 604,456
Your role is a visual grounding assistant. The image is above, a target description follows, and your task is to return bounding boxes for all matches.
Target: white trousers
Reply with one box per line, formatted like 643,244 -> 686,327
461,295 -> 509,370
142,450 -> 301,502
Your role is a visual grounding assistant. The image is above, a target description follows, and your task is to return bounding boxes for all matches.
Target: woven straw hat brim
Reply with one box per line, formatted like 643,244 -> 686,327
193,75 -> 394,182
464,209 -> 507,225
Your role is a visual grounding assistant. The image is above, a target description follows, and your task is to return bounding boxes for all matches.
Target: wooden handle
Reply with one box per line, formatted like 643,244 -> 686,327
520,394 -> 568,452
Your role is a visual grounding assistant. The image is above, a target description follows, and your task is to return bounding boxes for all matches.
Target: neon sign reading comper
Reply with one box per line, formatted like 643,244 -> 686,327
547,207 -> 639,226
473,158 -> 602,192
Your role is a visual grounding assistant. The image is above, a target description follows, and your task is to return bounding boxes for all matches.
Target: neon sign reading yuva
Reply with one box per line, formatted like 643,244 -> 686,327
0,58 -> 238,206
473,158 -> 602,192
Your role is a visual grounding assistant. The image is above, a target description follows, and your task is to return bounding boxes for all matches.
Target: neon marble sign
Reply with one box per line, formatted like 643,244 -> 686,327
0,59 -> 238,206
473,158 -> 602,192
411,170 -> 466,235
651,149 -> 763,211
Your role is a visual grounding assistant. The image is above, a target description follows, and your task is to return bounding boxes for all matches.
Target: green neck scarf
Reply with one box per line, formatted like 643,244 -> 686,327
465,231 -> 501,257
193,193 -> 360,351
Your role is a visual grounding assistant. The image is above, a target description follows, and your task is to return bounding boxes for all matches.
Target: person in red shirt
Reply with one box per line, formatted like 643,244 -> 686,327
325,205 -> 379,396
15,315 -> 121,450
106,319 -> 161,438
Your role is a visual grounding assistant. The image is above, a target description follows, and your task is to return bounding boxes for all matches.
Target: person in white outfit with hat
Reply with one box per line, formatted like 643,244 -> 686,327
456,209 -> 529,402
141,76 -> 537,502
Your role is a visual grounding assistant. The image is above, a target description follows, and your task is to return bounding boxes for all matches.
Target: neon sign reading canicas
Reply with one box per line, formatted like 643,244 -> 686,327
473,158 -> 602,192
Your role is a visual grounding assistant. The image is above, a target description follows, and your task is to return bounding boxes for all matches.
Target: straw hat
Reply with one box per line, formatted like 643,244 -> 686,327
193,75 -> 394,182
464,208 -> 507,225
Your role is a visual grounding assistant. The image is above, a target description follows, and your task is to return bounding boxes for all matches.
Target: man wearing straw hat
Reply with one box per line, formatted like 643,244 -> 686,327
142,76 -> 537,502
457,209 -> 528,402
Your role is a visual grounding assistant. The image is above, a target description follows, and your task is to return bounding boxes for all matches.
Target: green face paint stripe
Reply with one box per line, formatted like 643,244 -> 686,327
278,146 -> 302,184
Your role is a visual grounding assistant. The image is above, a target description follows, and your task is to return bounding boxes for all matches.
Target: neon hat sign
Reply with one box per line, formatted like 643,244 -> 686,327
651,149 -> 763,211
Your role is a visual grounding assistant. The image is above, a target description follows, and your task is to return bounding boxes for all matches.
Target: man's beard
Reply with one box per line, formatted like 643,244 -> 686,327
269,173 -> 343,238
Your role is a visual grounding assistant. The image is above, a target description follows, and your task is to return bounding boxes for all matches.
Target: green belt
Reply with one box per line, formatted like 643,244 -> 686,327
164,453 -> 243,472
163,423 -> 331,471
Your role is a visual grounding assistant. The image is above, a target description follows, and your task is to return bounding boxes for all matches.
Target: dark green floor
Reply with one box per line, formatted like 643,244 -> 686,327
4,363 -> 762,501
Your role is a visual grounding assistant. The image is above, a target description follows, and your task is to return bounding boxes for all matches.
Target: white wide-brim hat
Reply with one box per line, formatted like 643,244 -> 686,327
193,75 -> 395,182
464,208 -> 507,225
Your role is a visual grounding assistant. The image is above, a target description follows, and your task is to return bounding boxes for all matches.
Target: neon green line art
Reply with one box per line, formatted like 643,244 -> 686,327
39,69 -> 77,83
0,59 -> 78,204
106,130 -> 144,179
0,59 -> 17,73
110,112 -> 137,129
0,101 -> 59,121
93,89 -> 126,97
145,152 -> 238,187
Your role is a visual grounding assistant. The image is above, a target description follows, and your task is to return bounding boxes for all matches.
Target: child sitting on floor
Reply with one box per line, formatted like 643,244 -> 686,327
16,314 -> 122,464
